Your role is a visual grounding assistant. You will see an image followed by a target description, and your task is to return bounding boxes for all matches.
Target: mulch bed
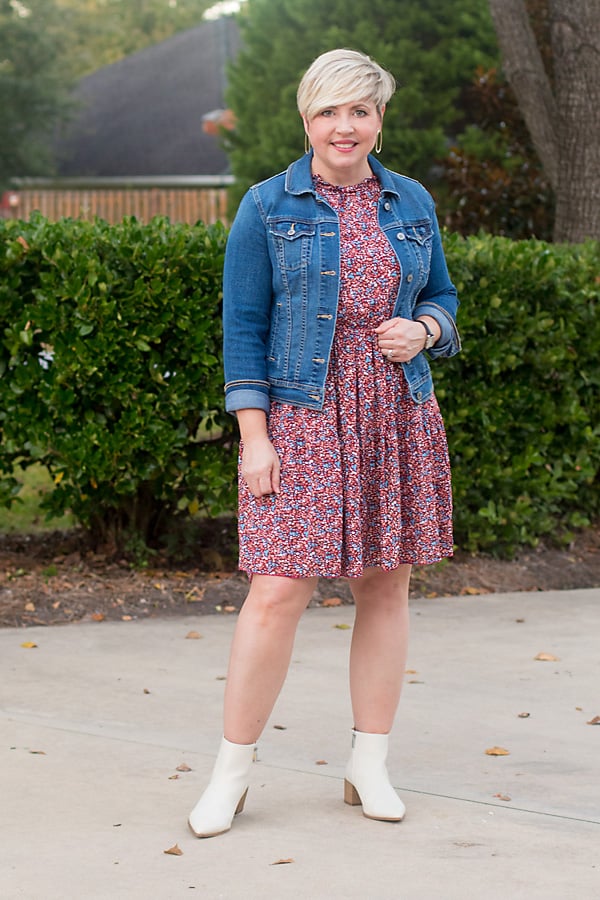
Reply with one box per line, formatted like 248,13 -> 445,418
1,519 -> 599,629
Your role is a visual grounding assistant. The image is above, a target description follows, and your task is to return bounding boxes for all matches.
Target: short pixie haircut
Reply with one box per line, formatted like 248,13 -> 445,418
297,49 -> 396,121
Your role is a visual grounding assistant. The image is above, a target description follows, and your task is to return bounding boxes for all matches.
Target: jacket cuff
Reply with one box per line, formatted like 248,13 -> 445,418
225,387 -> 271,415
414,303 -> 460,357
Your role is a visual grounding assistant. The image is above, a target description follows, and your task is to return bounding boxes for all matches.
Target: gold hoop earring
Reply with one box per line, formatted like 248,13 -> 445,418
304,133 -> 311,154
375,130 -> 383,154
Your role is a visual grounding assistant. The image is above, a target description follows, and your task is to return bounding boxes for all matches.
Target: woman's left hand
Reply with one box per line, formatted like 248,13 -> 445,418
374,317 -> 427,362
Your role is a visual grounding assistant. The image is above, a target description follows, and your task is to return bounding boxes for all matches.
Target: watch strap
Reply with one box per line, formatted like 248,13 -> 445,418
416,318 -> 435,349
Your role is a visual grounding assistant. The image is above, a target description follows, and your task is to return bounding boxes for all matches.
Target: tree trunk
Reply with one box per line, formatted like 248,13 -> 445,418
488,0 -> 600,242
550,0 -> 600,242
488,0 -> 559,188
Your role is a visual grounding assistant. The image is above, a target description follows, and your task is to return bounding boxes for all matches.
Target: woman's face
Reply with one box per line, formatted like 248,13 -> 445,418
303,99 -> 383,186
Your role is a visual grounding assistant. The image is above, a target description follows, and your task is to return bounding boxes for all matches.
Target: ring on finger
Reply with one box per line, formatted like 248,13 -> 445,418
387,348 -> 394,359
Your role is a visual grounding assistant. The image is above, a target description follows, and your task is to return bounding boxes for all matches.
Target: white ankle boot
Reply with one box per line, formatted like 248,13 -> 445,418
188,737 -> 256,838
344,729 -> 406,822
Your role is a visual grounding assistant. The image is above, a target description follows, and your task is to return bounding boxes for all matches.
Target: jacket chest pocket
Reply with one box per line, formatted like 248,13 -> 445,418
392,221 -> 433,281
269,221 -> 316,272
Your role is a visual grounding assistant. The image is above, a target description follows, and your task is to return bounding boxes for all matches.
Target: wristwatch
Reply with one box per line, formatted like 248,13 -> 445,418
417,318 -> 436,350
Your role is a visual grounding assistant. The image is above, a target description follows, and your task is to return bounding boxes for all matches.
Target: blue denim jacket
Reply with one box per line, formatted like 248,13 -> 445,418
223,152 -> 460,413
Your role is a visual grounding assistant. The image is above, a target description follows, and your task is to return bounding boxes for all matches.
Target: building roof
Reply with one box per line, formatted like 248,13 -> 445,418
55,17 -> 239,177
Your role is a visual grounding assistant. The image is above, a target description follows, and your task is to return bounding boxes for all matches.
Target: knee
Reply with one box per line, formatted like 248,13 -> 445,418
245,577 -> 316,627
352,567 -> 410,609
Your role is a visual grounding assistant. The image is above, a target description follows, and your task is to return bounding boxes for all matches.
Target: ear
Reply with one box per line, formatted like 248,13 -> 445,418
301,114 -> 310,134
379,104 -> 386,122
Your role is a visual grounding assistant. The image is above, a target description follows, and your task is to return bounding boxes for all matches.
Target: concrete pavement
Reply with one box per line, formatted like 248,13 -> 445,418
1,588 -> 599,899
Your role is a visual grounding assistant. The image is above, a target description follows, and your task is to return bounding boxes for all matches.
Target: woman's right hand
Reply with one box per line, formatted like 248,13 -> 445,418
241,435 -> 281,498
236,409 -> 281,498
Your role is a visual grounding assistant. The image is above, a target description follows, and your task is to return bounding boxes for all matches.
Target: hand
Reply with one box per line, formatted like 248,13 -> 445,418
374,316 -> 427,362
241,435 -> 281,498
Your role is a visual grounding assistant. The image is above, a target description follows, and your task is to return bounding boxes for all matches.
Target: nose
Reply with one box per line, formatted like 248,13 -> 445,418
335,114 -> 354,134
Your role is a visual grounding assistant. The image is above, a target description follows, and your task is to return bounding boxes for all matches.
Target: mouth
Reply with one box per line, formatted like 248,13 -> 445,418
331,141 -> 358,152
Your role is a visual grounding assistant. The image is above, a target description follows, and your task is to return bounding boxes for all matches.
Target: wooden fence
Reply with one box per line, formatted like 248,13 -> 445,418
2,185 -> 230,226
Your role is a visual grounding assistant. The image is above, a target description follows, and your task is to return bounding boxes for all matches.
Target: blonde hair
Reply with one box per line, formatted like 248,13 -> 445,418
297,49 -> 396,121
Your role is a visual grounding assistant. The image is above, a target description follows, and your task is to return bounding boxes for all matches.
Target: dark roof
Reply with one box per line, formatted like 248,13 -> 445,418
55,17 -> 239,177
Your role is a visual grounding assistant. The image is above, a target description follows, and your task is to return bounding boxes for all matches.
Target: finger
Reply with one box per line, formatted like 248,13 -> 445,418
373,318 -> 395,335
271,460 -> 281,494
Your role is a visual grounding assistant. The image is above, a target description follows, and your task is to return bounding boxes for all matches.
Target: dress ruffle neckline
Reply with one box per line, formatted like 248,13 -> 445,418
312,173 -> 379,194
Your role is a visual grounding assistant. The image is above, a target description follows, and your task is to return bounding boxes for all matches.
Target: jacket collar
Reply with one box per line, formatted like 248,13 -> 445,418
284,151 -> 401,198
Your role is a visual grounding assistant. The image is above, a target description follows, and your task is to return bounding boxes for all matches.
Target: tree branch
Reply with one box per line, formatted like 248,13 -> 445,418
488,0 -> 559,189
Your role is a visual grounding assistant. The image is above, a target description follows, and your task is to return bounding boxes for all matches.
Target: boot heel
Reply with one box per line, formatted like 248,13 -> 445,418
344,730 -> 406,821
344,779 -> 361,806
235,787 -> 248,816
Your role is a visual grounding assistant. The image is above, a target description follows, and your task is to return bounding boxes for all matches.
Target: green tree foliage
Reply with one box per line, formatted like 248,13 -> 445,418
225,0 -> 499,204
0,0 -> 73,188
439,68 -> 554,240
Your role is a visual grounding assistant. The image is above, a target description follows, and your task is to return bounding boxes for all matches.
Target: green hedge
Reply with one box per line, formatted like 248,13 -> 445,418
0,214 -> 236,550
439,234 -> 600,553
0,215 -> 598,556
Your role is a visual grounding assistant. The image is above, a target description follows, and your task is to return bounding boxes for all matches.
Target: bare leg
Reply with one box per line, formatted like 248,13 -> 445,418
223,574 -> 317,744
348,565 -> 411,733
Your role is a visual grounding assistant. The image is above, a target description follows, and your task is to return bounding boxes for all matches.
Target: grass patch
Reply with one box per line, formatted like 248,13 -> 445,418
0,465 -> 76,534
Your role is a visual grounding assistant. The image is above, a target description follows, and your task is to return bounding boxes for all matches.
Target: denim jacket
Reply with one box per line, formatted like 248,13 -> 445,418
223,152 -> 460,413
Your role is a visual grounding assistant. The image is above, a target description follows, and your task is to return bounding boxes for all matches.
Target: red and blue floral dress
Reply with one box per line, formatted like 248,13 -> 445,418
237,174 -> 453,578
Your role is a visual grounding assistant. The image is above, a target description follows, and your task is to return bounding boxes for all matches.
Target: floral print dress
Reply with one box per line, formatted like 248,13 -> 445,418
237,175 -> 453,578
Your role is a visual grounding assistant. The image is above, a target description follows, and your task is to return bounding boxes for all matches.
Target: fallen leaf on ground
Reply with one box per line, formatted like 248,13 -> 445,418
493,793 -> 511,801
315,759 -> 328,765
517,712 -> 530,718
223,605 -> 237,613
176,763 -> 192,772
334,623 -> 351,630
273,724 -> 287,730
271,858 -> 294,865
168,774 -> 180,780
534,652 -> 560,661
121,615 -> 133,621
164,844 -> 183,856
322,597 -> 342,607
24,602 -> 35,612
587,715 -> 600,725
91,612 -> 105,622
143,688 -> 151,694
405,668 -> 418,674
485,746 -> 510,756
21,641 -> 37,649
461,586 -> 483,595
185,631 -> 202,640
29,750 -> 46,755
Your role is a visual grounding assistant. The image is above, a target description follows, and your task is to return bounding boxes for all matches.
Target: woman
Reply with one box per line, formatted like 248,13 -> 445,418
189,48 -> 460,838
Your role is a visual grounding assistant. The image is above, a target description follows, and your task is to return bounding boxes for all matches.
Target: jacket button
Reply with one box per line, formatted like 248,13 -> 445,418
406,274 -> 413,283
397,233 -> 406,241
416,391 -> 423,401
384,201 -> 391,211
